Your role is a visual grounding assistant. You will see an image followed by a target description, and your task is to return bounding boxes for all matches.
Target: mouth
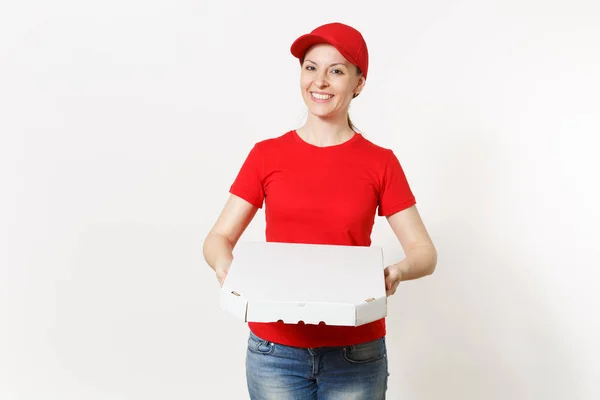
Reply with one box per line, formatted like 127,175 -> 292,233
310,92 -> 334,102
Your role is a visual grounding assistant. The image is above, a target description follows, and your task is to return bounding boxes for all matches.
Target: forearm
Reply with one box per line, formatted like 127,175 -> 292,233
203,233 -> 234,272
395,244 -> 437,281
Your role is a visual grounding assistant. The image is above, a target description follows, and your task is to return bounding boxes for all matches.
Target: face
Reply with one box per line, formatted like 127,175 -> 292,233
300,44 -> 365,121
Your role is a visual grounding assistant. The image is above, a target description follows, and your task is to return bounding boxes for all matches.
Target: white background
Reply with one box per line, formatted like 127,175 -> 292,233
1,0 -> 599,399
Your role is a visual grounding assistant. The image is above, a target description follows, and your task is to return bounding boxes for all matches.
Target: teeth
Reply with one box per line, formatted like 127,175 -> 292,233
311,93 -> 333,100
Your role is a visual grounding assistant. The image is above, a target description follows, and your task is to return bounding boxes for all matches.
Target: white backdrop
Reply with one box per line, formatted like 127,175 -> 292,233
1,1 -> 599,399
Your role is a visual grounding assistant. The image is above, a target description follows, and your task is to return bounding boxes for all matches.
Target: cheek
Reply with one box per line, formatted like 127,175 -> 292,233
300,76 -> 311,90
333,83 -> 353,98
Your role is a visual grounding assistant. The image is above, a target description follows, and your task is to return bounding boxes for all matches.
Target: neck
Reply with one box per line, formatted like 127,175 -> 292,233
297,114 -> 355,147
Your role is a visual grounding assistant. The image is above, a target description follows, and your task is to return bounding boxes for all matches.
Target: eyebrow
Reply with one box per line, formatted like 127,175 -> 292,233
304,59 -> 348,68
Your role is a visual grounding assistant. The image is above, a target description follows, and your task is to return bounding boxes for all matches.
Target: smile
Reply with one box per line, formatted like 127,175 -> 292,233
310,92 -> 334,102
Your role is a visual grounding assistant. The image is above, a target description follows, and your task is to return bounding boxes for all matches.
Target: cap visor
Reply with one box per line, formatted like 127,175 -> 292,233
290,34 -> 359,72
290,34 -> 332,60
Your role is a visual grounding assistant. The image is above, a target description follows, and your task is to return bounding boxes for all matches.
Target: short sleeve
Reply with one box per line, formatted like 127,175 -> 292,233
378,150 -> 416,216
229,144 -> 265,209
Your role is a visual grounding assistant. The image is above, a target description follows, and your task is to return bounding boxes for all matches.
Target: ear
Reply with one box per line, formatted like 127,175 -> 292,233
354,75 -> 366,97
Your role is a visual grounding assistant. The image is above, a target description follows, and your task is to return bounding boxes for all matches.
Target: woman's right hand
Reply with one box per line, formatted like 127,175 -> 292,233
203,194 -> 259,287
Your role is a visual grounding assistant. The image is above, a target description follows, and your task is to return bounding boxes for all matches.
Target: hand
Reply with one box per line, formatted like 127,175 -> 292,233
384,263 -> 403,297
215,259 -> 232,287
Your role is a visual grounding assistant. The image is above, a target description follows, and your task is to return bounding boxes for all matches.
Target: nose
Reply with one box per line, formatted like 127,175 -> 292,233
314,69 -> 329,89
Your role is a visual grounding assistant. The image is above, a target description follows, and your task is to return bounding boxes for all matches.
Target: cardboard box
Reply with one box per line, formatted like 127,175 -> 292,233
220,241 -> 387,327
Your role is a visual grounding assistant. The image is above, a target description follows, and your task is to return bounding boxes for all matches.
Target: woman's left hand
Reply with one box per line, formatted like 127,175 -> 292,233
384,263 -> 403,297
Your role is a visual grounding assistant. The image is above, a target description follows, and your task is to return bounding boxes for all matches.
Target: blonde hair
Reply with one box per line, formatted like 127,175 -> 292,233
348,65 -> 363,132
348,114 -> 358,131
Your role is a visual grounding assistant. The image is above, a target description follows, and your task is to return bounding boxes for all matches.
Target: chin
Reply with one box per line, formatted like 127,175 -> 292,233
307,109 -> 336,119
305,103 -> 336,118
307,105 -> 329,114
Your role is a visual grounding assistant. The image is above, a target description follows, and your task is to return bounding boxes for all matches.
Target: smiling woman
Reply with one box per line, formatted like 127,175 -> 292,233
203,21 -> 437,400
301,48 -> 365,131
301,44 -> 365,131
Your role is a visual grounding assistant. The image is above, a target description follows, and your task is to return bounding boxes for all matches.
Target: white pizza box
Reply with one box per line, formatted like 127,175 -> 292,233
220,241 -> 387,327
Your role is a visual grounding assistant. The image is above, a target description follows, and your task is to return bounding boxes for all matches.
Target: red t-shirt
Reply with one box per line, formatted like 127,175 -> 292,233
229,130 -> 416,348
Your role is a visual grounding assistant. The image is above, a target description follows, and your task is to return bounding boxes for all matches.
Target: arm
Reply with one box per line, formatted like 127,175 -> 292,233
383,205 -> 437,295
203,194 -> 258,286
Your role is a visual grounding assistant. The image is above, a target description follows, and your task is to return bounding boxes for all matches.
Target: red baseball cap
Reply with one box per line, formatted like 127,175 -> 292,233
290,22 -> 369,79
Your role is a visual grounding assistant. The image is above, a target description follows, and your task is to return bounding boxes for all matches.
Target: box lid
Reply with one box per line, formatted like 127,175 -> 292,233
220,241 -> 387,326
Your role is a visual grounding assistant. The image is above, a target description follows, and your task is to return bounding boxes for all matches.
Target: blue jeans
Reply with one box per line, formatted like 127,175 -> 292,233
246,331 -> 388,399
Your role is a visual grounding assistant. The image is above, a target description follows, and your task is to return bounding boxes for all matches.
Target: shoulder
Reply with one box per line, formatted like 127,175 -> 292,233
355,134 -> 397,164
357,135 -> 393,152
251,130 -> 295,153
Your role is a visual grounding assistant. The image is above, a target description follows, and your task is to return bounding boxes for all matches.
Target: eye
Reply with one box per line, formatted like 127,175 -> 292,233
304,65 -> 316,71
331,68 -> 344,75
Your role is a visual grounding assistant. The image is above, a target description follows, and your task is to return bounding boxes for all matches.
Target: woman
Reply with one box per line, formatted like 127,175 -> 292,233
203,22 -> 437,400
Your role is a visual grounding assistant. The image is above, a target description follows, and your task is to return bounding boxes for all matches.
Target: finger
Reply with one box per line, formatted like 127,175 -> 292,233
392,279 -> 400,294
385,276 -> 392,291
385,272 -> 397,287
386,278 -> 401,296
